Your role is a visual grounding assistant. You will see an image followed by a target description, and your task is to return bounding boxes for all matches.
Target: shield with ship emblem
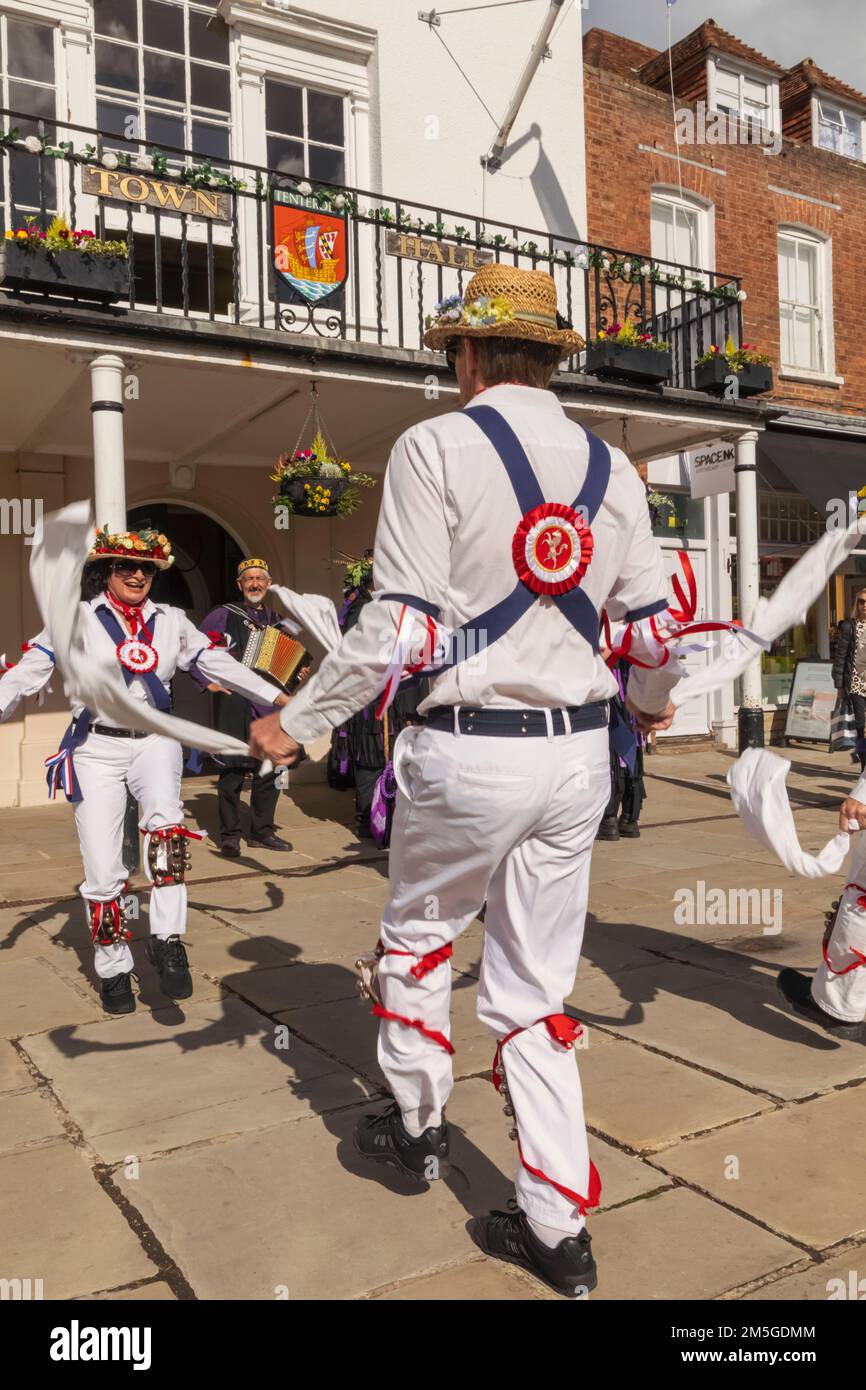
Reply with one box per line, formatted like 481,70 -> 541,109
271,187 -> 349,307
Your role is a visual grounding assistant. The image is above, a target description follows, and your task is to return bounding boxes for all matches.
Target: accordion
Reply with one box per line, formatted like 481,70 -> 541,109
240,625 -> 307,692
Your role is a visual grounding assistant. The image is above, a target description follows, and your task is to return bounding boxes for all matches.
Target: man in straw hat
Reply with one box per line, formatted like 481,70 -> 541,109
0,525 -> 292,1017
250,264 -> 680,1297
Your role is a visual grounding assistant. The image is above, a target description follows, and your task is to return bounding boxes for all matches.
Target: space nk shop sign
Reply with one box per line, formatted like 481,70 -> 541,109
270,184 -> 348,308
686,439 -> 736,499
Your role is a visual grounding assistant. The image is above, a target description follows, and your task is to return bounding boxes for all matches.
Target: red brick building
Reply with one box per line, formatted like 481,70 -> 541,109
583,18 -> 866,732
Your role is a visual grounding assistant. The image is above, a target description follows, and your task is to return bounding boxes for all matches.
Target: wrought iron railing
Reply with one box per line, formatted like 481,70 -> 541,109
0,110 -> 744,389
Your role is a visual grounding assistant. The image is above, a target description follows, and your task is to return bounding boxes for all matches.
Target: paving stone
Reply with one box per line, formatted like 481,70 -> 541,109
0,1038 -> 35,1093
0,1088 -> 66,1153
588,1188 -> 800,1301
0,1142 -> 157,1299
568,960 -> 866,1101
23,995 -> 373,1162
582,1036 -> 770,1152
657,1086 -> 866,1249
371,1258 -> 553,1299
743,1247 -> 866,1301
0,957 -> 103,1039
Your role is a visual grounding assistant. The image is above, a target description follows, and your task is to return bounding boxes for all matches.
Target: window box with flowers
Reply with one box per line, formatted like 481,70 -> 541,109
584,322 -> 672,385
694,343 -> 773,397
0,218 -> 129,303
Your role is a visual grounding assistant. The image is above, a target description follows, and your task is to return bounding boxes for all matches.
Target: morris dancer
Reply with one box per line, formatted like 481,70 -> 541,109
249,264 -> 681,1298
189,557 -> 308,857
0,525 -> 290,1015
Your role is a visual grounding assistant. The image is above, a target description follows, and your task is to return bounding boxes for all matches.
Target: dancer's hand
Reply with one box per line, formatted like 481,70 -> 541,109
273,692 -> 292,708
626,696 -> 676,734
249,710 -> 303,766
839,797 -> 866,833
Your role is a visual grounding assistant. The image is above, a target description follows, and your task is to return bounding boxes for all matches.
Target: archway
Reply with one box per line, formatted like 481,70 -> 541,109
127,502 -> 245,731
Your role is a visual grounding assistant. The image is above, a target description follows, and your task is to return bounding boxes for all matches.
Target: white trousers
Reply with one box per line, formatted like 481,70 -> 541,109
73,732 -> 187,980
377,719 -> 610,1233
812,833 -> 866,1022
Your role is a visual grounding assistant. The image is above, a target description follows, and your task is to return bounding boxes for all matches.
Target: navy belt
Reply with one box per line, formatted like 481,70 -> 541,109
91,724 -> 149,740
425,702 -> 608,737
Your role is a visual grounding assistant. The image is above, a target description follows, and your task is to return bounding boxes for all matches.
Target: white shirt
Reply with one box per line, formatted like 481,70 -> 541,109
0,594 -> 279,723
280,384 -> 678,745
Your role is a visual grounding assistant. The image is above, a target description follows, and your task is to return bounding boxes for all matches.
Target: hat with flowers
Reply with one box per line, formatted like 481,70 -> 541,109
423,264 -> 584,355
86,524 -> 174,569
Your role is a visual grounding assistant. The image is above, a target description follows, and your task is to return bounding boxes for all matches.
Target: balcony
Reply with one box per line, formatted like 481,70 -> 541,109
0,110 -> 745,392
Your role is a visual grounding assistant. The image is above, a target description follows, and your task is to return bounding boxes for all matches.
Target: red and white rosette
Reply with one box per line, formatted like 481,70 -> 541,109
512,501 -> 593,597
116,638 -> 159,674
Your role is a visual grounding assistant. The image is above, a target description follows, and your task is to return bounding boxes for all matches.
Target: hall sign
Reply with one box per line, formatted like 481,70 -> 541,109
81,166 -> 231,222
385,230 -> 493,270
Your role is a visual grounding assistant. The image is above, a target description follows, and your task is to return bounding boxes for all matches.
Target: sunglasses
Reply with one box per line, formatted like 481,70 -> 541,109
445,342 -> 461,374
112,559 -> 158,578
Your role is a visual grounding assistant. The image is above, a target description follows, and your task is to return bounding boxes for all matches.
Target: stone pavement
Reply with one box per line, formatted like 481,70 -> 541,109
2,744 -> 865,1301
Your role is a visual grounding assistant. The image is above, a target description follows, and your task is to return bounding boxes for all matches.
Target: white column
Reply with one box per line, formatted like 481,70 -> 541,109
90,354 -> 126,532
735,429 -> 763,745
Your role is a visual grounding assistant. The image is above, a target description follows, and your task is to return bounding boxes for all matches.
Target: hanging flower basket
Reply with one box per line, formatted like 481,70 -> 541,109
270,389 -> 375,519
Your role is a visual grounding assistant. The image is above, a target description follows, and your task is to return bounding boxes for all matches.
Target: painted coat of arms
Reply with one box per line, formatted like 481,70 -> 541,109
271,189 -> 349,306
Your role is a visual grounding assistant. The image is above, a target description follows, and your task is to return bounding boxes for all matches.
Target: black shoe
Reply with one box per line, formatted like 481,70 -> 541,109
220,839 -> 241,858
776,968 -> 862,1041
146,935 -> 193,1000
618,817 -> 641,838
248,834 -> 293,851
101,971 -> 135,1015
595,816 -> 620,842
469,1207 -> 597,1298
353,1102 -> 450,1183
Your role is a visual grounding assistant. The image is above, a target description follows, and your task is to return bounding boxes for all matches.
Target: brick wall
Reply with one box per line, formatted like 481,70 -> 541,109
584,60 -> 866,420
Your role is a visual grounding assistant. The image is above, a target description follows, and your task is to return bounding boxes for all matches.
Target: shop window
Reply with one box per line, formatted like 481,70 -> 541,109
649,489 -> 705,540
265,79 -> 346,185
94,0 -> 231,161
0,14 -> 57,232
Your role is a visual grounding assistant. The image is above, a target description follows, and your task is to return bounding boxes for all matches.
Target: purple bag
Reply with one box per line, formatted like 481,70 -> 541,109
370,761 -> 398,847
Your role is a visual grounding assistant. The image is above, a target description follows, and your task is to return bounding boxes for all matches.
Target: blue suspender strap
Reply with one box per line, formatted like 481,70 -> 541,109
624,598 -> 668,622
463,405 -> 546,514
571,424 -> 611,523
378,592 -> 442,620
45,709 -> 92,802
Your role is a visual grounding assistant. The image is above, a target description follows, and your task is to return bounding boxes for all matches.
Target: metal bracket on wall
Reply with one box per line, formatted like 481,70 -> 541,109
418,10 -> 442,26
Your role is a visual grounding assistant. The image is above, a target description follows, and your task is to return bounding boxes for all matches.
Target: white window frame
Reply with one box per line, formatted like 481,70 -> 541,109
650,186 -> 714,274
0,10 -> 60,227
811,94 -> 865,161
264,78 -> 347,186
777,226 -> 836,380
94,0 -> 232,162
707,52 -> 780,136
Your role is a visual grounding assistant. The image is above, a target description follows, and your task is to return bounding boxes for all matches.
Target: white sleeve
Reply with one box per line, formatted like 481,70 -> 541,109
604,460 -> 680,715
278,422 -> 451,743
174,613 -> 280,707
0,632 -> 55,720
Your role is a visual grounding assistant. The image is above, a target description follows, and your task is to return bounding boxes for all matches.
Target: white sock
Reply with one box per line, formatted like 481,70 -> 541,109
527,1215 -> 584,1248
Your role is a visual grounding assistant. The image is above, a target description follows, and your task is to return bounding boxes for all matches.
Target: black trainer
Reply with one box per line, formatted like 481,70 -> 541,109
469,1206 -> 597,1298
595,816 -> 620,842
248,833 -> 293,851
777,969 -> 862,1041
353,1102 -> 450,1183
618,817 -> 640,839
146,935 -> 193,1000
101,971 -> 135,1015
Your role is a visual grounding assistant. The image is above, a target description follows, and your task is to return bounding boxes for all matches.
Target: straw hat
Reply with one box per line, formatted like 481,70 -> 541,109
423,264 -> 584,356
86,523 -> 174,570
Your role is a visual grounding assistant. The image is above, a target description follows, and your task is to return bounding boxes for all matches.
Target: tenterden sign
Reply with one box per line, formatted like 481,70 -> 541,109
686,439 -> 736,499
